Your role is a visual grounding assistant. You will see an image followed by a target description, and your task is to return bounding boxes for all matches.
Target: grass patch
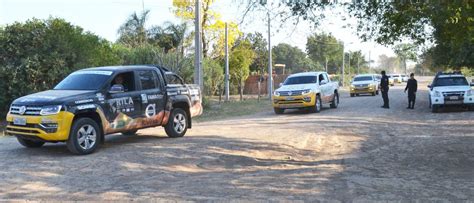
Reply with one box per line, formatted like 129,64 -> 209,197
195,97 -> 272,122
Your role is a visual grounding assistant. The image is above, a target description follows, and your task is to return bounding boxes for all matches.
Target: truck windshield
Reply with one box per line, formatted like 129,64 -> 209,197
433,77 -> 468,87
54,71 -> 112,90
284,76 -> 317,85
353,76 -> 373,82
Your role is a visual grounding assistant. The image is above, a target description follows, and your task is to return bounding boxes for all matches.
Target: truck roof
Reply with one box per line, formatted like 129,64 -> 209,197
288,72 -> 326,77
80,65 -> 161,72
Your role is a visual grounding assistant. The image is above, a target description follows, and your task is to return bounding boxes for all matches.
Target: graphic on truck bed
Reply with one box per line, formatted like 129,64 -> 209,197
6,65 -> 202,155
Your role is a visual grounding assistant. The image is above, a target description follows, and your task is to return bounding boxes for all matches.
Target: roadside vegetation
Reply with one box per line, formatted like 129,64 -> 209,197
196,97 -> 271,122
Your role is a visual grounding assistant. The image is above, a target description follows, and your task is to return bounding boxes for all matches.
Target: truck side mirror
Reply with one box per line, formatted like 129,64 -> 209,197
279,83 -> 283,87
427,85 -> 432,89
320,80 -> 327,85
109,84 -> 125,94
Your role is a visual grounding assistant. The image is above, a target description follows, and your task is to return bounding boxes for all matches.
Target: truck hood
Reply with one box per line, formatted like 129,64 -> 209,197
352,81 -> 374,86
432,86 -> 470,92
276,84 -> 316,92
13,90 -> 96,106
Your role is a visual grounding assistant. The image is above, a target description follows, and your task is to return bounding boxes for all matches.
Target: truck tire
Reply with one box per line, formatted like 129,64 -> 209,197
122,130 -> 138,136
330,92 -> 339,108
311,94 -> 322,113
274,107 -> 284,114
67,117 -> 100,155
17,137 -> 45,148
372,91 -> 376,96
376,90 -> 379,95
431,105 -> 439,113
350,93 -> 355,97
165,108 -> 188,138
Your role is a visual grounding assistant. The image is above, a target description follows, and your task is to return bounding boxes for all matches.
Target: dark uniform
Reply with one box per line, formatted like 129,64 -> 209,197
380,75 -> 390,108
405,78 -> 418,109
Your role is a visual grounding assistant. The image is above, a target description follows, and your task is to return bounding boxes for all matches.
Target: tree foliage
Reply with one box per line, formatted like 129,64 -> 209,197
273,43 -> 316,73
229,40 -> 255,101
306,33 -> 343,74
117,10 -> 150,47
0,18 -> 119,115
281,1 -> 473,68
244,32 -> 268,74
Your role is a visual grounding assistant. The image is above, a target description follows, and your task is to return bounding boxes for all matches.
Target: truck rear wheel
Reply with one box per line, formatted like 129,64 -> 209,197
17,137 -> 45,148
274,107 -> 284,114
165,108 -> 188,138
330,92 -> 339,108
67,117 -> 100,155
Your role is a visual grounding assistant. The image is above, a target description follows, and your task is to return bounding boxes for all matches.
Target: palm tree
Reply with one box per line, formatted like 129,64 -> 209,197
117,10 -> 150,47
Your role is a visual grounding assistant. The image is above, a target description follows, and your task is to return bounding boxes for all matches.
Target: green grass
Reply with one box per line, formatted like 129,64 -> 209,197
195,97 -> 272,122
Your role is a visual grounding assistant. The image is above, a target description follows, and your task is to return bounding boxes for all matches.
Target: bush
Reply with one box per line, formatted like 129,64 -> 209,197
0,18 -> 120,116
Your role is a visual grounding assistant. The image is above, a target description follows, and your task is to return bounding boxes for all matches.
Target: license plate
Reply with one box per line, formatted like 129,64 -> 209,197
286,97 -> 295,101
449,96 -> 459,100
13,117 -> 27,126
445,100 -> 462,104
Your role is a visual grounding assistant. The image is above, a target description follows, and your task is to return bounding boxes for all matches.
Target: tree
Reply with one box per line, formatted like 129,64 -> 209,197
172,0 -> 241,58
306,33 -> 343,74
272,43 -> 313,73
244,32 -> 268,74
117,10 -> 150,47
149,22 -> 188,54
0,18 -> 119,116
377,54 -> 400,73
247,1 -> 472,68
346,50 -> 368,75
393,43 -> 417,74
203,58 -> 224,96
229,40 -> 255,101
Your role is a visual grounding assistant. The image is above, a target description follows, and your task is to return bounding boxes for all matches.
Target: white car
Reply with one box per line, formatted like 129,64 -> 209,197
272,72 -> 340,114
401,74 -> 409,82
428,72 -> 474,112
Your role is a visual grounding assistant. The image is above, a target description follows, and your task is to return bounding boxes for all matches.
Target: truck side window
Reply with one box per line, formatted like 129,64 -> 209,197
318,74 -> 325,84
138,70 -> 158,90
165,74 -> 184,85
112,72 -> 135,92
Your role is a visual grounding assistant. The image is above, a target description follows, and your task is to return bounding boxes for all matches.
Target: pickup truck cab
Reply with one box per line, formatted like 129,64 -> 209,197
6,65 -> 202,154
350,74 -> 379,97
272,72 -> 339,114
428,71 -> 474,113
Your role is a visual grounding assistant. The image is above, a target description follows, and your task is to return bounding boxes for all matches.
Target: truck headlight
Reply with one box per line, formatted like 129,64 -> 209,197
301,89 -> 311,95
40,105 -> 62,116
273,91 -> 280,96
467,89 -> 473,96
433,91 -> 442,97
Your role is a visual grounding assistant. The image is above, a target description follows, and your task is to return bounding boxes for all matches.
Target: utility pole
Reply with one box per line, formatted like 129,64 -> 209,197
348,52 -> 351,78
194,0 -> 203,90
357,56 -> 360,74
342,43 -> 345,86
224,22 -> 229,102
325,56 -> 328,73
267,12 -> 273,99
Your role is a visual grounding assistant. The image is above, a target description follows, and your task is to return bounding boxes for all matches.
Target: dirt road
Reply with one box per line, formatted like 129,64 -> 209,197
1,79 -> 473,201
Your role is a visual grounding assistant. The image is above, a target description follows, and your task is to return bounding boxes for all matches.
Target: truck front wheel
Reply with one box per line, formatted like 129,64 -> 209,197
274,107 -> 284,114
67,118 -> 100,155
165,108 -> 188,138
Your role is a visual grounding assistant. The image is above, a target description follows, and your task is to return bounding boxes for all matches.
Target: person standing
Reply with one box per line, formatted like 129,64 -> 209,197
404,73 -> 418,109
380,71 -> 390,108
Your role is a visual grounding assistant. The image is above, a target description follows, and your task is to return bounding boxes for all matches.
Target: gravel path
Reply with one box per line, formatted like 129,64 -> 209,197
0,78 -> 473,201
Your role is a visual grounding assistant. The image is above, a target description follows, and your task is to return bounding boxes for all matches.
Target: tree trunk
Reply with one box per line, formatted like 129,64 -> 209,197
201,1 -> 210,58
239,80 -> 243,101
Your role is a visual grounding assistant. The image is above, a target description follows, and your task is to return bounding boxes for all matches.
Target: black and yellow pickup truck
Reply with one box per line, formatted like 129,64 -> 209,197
5,65 -> 202,154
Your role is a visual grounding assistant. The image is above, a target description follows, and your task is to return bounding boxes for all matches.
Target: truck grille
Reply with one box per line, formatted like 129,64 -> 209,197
355,84 -> 369,87
442,91 -> 464,97
279,90 -> 304,96
10,105 -> 42,115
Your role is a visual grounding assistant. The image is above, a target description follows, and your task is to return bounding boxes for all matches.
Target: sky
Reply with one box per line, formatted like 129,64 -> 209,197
0,0 -> 397,66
